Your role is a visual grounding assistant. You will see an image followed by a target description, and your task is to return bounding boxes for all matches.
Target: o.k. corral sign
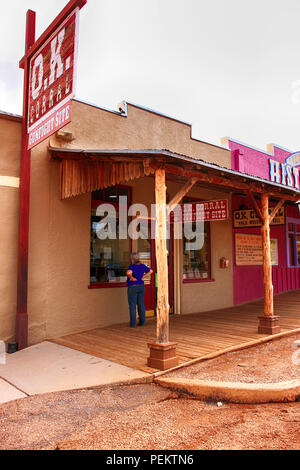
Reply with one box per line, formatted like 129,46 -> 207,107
27,8 -> 79,149
170,199 -> 229,223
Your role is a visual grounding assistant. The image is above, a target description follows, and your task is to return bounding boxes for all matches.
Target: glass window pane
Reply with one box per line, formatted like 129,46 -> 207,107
288,234 -> 295,266
105,187 -> 118,201
183,222 -> 210,280
297,236 -> 300,266
92,189 -> 106,201
90,188 -> 131,284
118,187 -> 130,198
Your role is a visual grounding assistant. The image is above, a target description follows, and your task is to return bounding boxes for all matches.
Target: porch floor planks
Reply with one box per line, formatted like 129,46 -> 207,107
51,290 -> 300,372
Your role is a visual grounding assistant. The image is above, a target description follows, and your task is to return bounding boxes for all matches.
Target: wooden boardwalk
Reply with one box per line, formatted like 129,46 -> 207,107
51,290 -> 300,373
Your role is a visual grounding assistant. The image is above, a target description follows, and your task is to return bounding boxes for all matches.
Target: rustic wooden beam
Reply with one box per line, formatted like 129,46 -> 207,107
258,193 -> 281,334
154,168 -> 169,344
261,194 -> 273,316
147,168 -> 178,370
148,162 -> 299,202
246,190 -> 264,222
269,198 -> 286,224
167,177 -> 197,215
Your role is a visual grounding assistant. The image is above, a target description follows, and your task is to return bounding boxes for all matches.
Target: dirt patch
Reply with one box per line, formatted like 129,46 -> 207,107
164,334 -> 300,383
50,400 -> 300,450
0,382 -> 299,450
0,384 -> 173,450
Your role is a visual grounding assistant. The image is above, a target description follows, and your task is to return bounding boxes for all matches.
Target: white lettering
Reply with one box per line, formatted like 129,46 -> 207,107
281,163 -> 287,185
57,85 -> 62,103
65,75 -> 70,95
286,165 -> 294,187
293,167 -> 299,189
42,95 -> 47,114
49,89 -> 54,108
31,53 -> 44,101
49,29 -> 65,86
269,159 -> 281,184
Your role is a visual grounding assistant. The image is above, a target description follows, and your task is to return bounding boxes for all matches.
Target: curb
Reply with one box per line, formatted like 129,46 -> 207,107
155,377 -> 300,404
154,327 -> 300,378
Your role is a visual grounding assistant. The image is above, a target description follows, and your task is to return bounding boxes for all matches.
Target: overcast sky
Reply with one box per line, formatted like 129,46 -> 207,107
2,0 -> 300,151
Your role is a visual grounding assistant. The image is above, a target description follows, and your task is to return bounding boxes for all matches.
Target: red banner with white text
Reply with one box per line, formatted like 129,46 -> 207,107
27,8 -> 79,149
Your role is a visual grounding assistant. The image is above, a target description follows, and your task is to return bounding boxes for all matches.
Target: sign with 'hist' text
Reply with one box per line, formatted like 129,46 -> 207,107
269,152 -> 300,190
27,8 -> 79,149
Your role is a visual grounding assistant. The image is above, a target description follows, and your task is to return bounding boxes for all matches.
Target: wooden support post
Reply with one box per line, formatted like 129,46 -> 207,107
16,10 -> 36,351
258,193 -> 280,334
155,168 -> 169,344
147,168 -> 178,370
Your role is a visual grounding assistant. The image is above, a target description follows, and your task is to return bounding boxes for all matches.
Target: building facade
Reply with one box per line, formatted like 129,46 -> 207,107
0,100 -> 299,347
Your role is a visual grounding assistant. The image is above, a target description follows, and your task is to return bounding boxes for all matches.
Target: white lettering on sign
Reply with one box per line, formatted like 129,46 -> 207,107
49,29 -> 65,86
28,102 -> 71,150
27,8 -> 79,141
170,199 -> 228,223
269,155 -> 300,190
31,53 -> 44,101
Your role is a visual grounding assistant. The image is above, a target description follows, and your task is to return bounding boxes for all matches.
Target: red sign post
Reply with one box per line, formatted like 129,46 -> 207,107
17,0 -> 86,350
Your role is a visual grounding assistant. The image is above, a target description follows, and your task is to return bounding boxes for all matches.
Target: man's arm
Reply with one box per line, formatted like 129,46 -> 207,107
142,269 -> 153,281
127,270 -> 137,281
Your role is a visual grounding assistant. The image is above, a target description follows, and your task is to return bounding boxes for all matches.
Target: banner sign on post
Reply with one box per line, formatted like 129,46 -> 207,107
170,199 -> 228,223
27,8 -> 79,149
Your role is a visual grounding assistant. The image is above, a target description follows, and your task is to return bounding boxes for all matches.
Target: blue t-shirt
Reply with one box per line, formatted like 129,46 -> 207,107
127,264 -> 151,286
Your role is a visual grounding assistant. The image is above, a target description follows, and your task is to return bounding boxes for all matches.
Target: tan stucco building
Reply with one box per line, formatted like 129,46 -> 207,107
2,97 -> 300,355
0,100 -> 236,346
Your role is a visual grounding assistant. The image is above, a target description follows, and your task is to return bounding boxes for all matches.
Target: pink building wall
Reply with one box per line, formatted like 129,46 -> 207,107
227,139 -> 300,305
229,140 -> 291,179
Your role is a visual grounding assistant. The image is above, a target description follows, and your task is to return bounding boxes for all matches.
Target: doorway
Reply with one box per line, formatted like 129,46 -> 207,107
135,232 -> 174,317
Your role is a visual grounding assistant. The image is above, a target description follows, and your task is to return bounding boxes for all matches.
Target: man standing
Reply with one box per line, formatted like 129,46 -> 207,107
127,253 -> 153,327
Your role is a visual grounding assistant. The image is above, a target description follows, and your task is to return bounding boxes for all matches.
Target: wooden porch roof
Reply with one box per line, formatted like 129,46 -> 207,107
49,147 -> 300,201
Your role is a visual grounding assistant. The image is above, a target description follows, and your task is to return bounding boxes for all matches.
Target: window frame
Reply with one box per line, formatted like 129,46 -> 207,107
181,196 -> 213,284
89,185 -> 132,289
286,216 -> 300,268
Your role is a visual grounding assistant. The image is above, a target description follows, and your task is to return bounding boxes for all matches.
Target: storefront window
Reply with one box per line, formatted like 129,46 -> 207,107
297,235 -> 300,266
90,186 -> 131,286
183,221 -> 211,281
287,219 -> 300,267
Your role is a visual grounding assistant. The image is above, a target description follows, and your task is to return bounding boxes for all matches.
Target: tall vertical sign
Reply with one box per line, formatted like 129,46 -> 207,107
17,0 -> 87,350
27,9 -> 80,149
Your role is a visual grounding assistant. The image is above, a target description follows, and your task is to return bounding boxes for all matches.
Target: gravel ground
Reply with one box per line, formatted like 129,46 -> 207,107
51,399 -> 300,451
0,383 -> 299,450
165,333 -> 300,383
1,335 -> 300,451
0,384 -> 173,450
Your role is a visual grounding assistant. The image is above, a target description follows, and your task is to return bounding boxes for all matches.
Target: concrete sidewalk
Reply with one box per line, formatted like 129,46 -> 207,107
0,341 -> 151,405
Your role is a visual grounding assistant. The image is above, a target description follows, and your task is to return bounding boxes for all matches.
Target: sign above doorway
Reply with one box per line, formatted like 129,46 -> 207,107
170,199 -> 228,223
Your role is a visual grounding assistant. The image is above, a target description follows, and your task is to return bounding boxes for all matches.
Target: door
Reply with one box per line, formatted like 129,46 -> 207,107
135,232 -> 174,317
136,237 -> 156,317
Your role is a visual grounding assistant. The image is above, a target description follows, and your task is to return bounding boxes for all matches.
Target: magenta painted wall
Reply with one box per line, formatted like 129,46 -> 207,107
229,140 -> 291,180
228,139 -> 300,305
232,195 -> 287,304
